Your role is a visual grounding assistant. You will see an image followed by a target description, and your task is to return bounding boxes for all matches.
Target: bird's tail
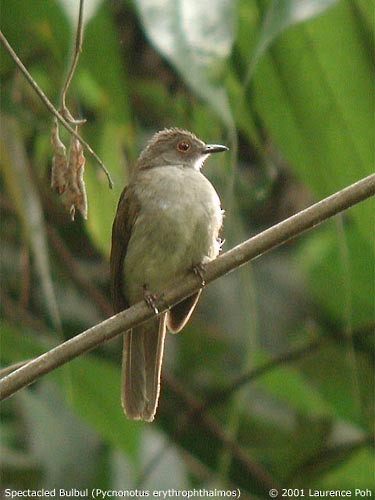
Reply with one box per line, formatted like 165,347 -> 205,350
121,314 -> 167,422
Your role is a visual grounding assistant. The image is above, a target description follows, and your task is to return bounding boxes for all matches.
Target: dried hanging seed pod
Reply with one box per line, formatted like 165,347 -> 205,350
63,135 -> 88,221
50,119 -> 68,194
75,140 -> 88,219
50,120 -> 88,221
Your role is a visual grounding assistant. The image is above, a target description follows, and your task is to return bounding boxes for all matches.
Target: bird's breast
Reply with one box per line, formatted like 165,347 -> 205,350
123,166 -> 223,302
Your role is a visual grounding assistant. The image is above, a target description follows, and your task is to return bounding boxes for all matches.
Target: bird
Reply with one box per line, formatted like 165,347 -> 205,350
110,128 -> 228,421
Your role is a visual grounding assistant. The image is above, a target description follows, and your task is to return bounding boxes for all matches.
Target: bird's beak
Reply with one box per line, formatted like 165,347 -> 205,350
203,144 -> 229,154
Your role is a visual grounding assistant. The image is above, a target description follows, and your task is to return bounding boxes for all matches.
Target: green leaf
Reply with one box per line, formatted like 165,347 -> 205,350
299,224 -> 374,328
66,354 -> 141,458
0,0 -> 70,76
0,324 -> 140,458
252,1 -> 374,245
301,340 -> 374,430
353,0 -> 375,42
20,385 -> 100,488
317,447 -> 375,490
73,2 -> 133,254
247,0 -> 339,78
254,352 -> 334,417
134,0 -> 236,132
80,3 -> 131,124
84,120 -> 128,256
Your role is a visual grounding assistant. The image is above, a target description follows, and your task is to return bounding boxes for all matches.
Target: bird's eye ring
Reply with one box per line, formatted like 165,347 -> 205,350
177,141 -> 191,152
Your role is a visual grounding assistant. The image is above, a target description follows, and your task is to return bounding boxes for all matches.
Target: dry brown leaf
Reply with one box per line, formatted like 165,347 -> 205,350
50,119 -> 68,195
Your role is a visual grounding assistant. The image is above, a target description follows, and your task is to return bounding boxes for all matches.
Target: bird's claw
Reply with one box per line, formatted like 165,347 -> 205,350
143,285 -> 159,315
193,263 -> 206,287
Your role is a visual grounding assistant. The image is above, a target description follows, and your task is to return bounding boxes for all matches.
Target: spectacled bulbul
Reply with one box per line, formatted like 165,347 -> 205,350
110,128 -> 228,421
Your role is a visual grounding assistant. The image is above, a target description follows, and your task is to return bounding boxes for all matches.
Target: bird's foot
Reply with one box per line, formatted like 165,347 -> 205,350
192,262 -> 206,287
143,285 -> 159,315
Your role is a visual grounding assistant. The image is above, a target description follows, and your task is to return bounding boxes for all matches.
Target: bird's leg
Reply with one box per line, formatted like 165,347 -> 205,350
143,284 -> 159,315
192,262 -> 206,287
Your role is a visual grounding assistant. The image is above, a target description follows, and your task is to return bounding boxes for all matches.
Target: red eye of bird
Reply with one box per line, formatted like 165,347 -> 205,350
177,141 -> 191,152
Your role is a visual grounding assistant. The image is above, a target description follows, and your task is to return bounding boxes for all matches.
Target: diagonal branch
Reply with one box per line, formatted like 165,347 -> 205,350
0,173 -> 374,401
193,337 -> 322,415
164,375 -> 278,491
0,29 -> 113,188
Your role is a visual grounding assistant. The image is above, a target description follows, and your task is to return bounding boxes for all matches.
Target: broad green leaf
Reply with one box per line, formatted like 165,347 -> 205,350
252,1 -> 374,245
353,0 -> 375,41
79,3 -> 131,124
247,0 -> 339,78
299,224 -> 374,328
0,324 -> 140,457
239,326 -> 373,429
0,0 -> 70,76
67,354 -> 141,458
317,448 -> 375,490
20,386 -> 100,488
75,2 -> 132,254
254,353 -> 334,417
134,0 -> 236,133
301,339 -> 374,431
84,120 -> 128,256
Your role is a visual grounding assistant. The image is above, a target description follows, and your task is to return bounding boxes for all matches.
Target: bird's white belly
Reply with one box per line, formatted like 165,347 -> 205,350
123,166 -> 222,304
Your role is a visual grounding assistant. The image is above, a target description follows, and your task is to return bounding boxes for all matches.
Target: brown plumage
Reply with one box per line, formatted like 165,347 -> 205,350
110,128 -> 227,421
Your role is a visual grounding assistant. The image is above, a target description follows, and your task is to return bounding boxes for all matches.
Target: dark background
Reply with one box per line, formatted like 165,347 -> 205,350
1,0 -> 374,497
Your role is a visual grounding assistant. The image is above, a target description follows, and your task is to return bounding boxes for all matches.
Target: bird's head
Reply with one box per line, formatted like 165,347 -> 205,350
137,128 -> 228,171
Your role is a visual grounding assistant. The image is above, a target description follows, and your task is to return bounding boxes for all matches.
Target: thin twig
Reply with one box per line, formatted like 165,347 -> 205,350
288,434 -> 374,482
0,30 -> 113,188
179,449 -> 253,500
60,0 -> 85,123
0,173 -> 374,400
193,319 -> 374,416
194,337 -> 323,415
164,375 -> 278,491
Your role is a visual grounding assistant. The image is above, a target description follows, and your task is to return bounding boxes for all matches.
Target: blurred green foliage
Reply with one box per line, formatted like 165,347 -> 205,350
1,0 -> 374,497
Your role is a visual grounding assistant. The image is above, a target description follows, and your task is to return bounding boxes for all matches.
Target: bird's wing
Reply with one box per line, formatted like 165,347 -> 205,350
110,185 -> 140,313
112,184 -> 166,422
167,291 -> 202,333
